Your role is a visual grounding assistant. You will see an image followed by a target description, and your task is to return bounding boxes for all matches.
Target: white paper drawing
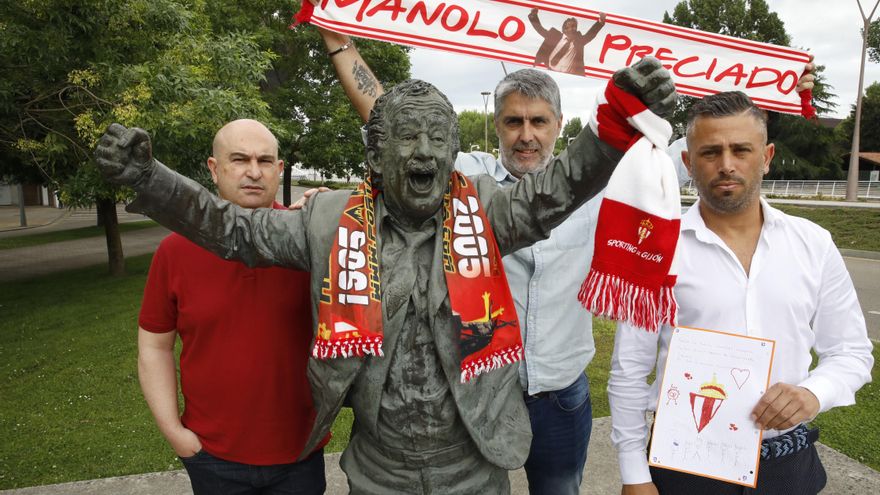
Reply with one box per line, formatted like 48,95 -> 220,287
649,327 -> 775,488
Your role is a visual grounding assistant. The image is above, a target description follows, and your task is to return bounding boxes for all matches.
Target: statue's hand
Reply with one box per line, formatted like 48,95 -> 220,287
612,56 -> 677,118
95,123 -> 156,188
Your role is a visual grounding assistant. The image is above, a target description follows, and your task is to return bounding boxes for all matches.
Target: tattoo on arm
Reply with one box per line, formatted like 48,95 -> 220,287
352,61 -> 378,98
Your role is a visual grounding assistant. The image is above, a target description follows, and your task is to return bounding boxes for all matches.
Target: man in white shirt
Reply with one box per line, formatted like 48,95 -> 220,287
609,91 -> 874,494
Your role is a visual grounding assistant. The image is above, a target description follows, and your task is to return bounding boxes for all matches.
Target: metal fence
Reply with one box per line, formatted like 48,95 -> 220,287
681,180 -> 880,201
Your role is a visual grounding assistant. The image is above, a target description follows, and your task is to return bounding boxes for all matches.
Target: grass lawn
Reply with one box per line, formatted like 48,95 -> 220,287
775,205 -> 880,252
2,257 -> 878,489
0,221 -> 158,251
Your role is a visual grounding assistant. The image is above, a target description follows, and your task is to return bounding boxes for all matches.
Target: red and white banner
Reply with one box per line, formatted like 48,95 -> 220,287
297,0 -> 812,114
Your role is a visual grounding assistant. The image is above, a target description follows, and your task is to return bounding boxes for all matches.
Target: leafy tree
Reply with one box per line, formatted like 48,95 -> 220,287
1,0 -> 411,274
867,18 -> 880,63
554,117 -> 583,154
1,0 -> 275,275
838,82 -> 880,155
203,1 -> 410,185
662,0 -> 841,179
663,0 -> 789,45
458,110 -> 498,153
768,115 -> 844,179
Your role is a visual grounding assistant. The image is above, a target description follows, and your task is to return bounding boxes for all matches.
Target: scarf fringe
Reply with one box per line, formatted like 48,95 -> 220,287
658,284 -> 678,328
312,338 -> 385,359
460,344 -> 524,383
578,270 -> 668,333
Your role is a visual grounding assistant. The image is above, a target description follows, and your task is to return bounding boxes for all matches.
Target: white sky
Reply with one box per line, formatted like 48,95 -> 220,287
406,0 -> 880,122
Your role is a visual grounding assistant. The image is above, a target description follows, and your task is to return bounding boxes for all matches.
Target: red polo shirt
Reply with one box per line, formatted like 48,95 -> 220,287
139,202 -> 326,464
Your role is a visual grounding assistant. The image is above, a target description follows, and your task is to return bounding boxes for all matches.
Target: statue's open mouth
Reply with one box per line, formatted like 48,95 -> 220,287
408,169 -> 436,193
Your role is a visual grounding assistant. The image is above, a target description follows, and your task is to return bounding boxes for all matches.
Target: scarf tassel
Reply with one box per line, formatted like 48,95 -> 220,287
578,270 -> 679,333
312,338 -> 385,359
460,344 -> 524,383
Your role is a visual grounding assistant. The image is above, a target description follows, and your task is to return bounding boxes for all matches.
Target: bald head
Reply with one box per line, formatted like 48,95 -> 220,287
212,119 -> 279,157
207,119 -> 283,209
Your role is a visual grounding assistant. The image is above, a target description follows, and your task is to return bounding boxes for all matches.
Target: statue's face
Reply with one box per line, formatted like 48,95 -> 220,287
371,94 -> 456,226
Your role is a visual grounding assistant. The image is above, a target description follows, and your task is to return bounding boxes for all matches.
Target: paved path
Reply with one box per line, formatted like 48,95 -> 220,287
3,417 -> 879,494
0,225 -> 169,281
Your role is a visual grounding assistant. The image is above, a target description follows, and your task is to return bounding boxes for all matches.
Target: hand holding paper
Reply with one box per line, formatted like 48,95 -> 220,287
750,382 -> 820,430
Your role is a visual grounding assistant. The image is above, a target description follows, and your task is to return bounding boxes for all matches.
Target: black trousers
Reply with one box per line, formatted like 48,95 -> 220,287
650,443 -> 827,494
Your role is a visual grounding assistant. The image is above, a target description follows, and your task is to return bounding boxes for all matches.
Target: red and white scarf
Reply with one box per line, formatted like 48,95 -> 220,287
314,172 -> 523,382
578,80 -> 680,332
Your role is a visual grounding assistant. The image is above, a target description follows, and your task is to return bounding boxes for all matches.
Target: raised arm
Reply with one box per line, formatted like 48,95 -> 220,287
527,8 -> 550,38
95,124 -> 311,270
578,12 -> 606,45
315,22 -> 383,123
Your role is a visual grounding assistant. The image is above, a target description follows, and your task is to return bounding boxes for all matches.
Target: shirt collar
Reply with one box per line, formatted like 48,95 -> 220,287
490,155 -> 518,184
461,151 -> 517,184
682,196 -> 781,238
490,154 -> 561,185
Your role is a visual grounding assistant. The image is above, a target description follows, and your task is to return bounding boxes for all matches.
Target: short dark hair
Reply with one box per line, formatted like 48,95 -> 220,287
365,79 -> 460,167
686,91 -> 767,141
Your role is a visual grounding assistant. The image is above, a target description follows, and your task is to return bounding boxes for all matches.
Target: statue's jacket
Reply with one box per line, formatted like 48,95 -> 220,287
126,130 -> 621,470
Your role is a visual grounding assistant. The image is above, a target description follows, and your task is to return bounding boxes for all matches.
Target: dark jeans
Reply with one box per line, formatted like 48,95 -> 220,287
651,443 -> 827,494
180,448 -> 326,495
523,372 -> 593,495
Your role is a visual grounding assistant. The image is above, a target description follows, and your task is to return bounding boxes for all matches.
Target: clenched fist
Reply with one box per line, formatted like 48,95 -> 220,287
94,123 -> 156,189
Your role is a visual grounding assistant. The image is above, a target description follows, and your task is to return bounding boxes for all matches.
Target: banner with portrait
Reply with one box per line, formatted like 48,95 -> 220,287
296,0 -> 812,114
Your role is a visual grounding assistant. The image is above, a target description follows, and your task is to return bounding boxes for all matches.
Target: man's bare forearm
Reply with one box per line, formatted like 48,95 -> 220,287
138,328 -> 200,456
319,28 -> 384,123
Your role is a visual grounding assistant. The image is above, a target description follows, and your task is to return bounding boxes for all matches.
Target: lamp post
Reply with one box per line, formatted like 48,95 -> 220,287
481,91 -> 491,152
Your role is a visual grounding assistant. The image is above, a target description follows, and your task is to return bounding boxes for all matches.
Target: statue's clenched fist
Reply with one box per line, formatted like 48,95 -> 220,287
612,56 -> 677,118
94,123 -> 156,188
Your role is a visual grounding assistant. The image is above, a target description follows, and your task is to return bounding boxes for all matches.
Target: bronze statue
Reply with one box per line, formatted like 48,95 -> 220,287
96,58 -> 675,494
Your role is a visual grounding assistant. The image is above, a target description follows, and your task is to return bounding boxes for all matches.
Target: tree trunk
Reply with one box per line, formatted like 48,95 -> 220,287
96,198 -> 125,276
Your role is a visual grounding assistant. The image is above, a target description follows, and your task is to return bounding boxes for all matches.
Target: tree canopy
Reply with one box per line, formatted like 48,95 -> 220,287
0,0 -> 411,273
554,117 -> 583,155
662,0 -> 843,179
838,82 -> 880,154
458,110 -> 499,154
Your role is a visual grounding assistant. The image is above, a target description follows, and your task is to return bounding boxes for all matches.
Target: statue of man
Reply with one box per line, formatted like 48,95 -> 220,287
95,58 -> 675,494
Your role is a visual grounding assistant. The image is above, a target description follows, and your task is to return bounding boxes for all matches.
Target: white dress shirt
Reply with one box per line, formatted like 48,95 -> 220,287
455,151 -> 601,394
609,198 -> 874,485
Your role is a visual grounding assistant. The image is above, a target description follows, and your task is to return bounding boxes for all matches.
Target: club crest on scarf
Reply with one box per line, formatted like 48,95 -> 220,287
315,172 -> 523,383
638,218 -> 653,245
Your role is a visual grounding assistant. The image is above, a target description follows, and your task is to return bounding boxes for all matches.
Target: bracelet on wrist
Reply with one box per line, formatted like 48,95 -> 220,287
328,42 -> 352,57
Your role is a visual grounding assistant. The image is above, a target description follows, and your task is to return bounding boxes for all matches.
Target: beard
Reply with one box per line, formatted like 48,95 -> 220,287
695,171 -> 763,214
500,142 -> 553,178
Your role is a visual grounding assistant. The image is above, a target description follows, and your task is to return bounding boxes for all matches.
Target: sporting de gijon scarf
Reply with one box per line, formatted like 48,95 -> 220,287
314,172 -> 523,382
578,79 -> 681,332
